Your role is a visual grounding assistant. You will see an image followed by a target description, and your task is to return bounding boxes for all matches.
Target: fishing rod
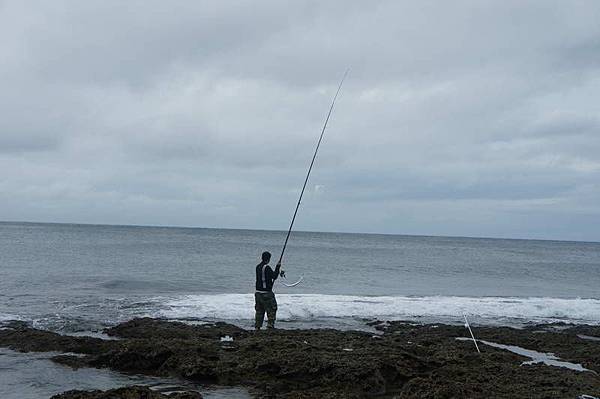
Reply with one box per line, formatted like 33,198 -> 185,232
278,70 -> 349,287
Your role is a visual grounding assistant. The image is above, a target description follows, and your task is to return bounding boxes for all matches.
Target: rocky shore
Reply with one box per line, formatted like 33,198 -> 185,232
1,318 -> 599,398
51,386 -> 202,399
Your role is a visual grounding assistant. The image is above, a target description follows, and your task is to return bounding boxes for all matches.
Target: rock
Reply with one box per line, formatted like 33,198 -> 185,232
2,318 -> 600,398
50,386 -> 202,399
104,318 -> 248,341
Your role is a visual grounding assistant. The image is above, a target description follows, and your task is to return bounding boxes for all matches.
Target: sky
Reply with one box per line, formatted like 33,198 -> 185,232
1,1 -> 600,242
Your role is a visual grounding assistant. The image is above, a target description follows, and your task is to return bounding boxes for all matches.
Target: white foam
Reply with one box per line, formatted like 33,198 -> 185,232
158,294 -> 600,325
0,313 -> 23,322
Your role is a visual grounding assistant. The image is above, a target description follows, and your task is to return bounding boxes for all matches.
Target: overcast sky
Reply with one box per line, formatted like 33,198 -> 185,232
1,1 -> 600,241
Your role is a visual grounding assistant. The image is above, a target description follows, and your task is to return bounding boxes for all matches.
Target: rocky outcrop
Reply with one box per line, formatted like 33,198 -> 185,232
1,318 -> 600,398
50,386 -> 201,399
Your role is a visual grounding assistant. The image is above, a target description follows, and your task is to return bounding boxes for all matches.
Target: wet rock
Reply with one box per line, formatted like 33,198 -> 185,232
52,354 -> 90,369
0,321 -> 111,354
50,385 -> 202,399
2,318 -> 600,398
105,318 -> 248,341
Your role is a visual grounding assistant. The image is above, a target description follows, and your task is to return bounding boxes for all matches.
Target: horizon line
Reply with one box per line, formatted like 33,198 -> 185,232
1,219 -> 598,245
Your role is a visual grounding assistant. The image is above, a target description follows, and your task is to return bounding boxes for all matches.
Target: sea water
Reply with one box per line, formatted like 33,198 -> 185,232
1,221 -> 599,397
2,221 -> 599,331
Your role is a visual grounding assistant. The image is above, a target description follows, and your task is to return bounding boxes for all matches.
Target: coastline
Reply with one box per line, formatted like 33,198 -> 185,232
1,318 -> 599,398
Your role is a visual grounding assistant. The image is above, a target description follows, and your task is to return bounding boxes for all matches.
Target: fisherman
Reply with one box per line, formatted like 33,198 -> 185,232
255,251 -> 282,330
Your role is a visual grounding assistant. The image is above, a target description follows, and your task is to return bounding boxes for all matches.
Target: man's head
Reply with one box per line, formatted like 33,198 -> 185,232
261,251 -> 272,263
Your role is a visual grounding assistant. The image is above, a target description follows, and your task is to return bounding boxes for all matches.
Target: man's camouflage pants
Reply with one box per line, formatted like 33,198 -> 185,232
255,291 -> 277,329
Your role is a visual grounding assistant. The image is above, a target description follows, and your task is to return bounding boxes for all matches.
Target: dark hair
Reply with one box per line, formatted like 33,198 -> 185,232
261,251 -> 272,262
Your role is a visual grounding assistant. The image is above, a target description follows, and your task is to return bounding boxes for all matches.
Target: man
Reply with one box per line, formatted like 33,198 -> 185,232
255,251 -> 282,330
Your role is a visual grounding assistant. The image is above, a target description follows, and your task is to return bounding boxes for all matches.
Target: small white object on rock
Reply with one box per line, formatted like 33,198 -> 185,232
220,335 -> 234,342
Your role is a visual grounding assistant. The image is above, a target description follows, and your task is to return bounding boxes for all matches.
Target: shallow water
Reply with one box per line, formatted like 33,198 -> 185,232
456,338 -> 591,372
0,348 -> 251,399
578,334 -> 600,342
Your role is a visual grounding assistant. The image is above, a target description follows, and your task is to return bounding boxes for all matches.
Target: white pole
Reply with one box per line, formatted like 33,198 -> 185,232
463,314 -> 481,353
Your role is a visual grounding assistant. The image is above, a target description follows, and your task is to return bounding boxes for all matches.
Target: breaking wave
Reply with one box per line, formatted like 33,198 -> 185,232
159,294 -> 600,325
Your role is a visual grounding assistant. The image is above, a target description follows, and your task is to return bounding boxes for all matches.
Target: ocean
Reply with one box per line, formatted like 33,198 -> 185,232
1,221 -> 599,397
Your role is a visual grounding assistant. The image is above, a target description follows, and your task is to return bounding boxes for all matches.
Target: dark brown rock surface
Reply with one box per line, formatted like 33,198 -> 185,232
1,318 -> 600,398
50,385 -> 201,399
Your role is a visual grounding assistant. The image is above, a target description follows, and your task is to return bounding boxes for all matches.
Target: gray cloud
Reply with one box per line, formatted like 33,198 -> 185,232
1,0 -> 600,241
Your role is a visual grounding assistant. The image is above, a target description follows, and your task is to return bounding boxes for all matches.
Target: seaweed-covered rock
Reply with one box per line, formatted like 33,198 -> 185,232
50,386 -> 201,399
2,318 -> 600,398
